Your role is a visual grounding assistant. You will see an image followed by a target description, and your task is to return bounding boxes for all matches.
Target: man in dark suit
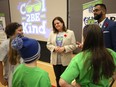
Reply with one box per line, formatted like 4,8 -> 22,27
93,4 -> 116,52
93,4 -> 116,86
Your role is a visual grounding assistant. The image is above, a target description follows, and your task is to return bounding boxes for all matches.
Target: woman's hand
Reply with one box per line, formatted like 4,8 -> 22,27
58,47 -> 65,53
54,46 -> 65,53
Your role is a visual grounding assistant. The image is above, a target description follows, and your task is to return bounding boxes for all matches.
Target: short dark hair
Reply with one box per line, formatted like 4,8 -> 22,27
94,4 -> 107,13
52,16 -> 67,33
5,22 -> 22,38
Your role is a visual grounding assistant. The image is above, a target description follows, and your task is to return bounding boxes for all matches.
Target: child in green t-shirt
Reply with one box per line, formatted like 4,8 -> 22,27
11,36 -> 51,87
59,24 -> 116,87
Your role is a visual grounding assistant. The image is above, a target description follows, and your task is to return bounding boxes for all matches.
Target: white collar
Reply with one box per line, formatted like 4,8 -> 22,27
98,18 -> 106,28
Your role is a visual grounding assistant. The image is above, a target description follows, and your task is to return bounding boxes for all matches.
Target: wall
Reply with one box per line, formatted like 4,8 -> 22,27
0,0 -> 11,25
39,41 -> 50,62
68,0 -> 116,53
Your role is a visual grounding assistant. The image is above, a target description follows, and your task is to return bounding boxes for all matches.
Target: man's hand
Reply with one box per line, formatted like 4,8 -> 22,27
76,41 -> 83,49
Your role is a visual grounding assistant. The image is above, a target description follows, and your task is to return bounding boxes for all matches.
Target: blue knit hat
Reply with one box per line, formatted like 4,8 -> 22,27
11,36 -> 41,63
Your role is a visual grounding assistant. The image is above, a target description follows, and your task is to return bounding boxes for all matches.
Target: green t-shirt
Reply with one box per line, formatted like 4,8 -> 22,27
61,49 -> 116,87
12,64 -> 51,87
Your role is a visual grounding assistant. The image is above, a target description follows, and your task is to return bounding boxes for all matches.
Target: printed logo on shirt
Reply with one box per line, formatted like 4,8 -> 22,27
56,36 -> 63,47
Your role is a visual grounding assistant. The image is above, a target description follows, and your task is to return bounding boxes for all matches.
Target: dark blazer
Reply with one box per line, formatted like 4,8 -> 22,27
102,18 -> 116,52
